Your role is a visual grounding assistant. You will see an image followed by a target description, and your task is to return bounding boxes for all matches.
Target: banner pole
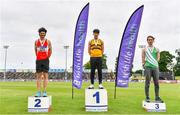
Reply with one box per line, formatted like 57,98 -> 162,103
72,75 -> 74,99
114,60 -> 118,99
114,79 -> 117,99
72,85 -> 74,99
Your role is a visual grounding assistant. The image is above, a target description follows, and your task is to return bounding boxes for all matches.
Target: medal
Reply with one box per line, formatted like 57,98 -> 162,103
148,46 -> 154,53
94,39 -> 98,46
39,39 -> 47,51
39,39 -> 46,46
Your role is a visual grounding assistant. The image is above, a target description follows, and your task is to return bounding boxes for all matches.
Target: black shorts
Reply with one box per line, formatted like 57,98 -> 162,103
36,58 -> 49,73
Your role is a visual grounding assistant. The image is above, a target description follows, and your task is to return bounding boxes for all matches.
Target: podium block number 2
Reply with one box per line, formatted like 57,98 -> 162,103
34,99 -> 41,107
93,91 -> 100,103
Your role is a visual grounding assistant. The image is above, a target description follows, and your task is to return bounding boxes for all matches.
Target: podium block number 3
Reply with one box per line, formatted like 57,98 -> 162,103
34,99 -> 41,107
93,91 -> 100,103
155,104 -> 159,109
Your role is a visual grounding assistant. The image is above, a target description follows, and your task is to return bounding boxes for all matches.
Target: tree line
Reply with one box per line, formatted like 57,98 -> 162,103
83,50 -> 180,76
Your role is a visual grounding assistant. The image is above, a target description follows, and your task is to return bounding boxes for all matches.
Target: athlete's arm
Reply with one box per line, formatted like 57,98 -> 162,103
101,40 -> 104,54
142,48 -> 146,66
34,41 -> 37,56
88,41 -> 91,55
48,40 -> 52,58
157,48 -> 160,62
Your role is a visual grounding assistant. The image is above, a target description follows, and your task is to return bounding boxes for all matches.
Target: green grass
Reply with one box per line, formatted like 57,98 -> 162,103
175,76 -> 180,80
0,82 -> 180,114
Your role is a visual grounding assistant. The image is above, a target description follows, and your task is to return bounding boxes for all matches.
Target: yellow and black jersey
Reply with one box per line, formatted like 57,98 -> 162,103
89,39 -> 103,57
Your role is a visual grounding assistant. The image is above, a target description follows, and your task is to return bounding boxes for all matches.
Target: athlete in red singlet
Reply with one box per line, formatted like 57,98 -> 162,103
34,27 -> 52,97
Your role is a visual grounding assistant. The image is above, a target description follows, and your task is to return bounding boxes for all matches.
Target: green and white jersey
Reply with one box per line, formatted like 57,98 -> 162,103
145,46 -> 159,68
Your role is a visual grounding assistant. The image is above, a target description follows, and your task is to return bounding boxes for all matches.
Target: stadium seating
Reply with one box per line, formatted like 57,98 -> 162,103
0,72 -> 115,81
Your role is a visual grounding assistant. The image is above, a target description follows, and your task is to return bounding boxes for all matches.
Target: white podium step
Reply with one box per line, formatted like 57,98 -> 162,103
28,96 -> 52,112
142,100 -> 166,112
85,89 -> 108,112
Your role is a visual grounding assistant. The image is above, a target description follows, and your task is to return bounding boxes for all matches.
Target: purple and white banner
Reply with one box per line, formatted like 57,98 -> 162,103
72,3 -> 89,89
116,5 -> 144,87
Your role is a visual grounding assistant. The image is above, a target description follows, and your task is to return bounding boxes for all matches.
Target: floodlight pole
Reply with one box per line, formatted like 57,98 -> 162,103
3,45 -> 9,81
64,45 -> 69,81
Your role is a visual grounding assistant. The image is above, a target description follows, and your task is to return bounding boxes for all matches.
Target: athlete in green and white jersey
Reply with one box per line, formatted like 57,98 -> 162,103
142,36 -> 163,103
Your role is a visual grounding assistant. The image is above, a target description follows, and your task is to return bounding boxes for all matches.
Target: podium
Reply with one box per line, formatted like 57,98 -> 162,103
28,96 -> 52,112
85,89 -> 108,112
142,100 -> 166,112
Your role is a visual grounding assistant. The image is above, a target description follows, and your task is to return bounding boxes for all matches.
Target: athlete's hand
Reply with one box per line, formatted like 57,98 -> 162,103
142,63 -> 145,69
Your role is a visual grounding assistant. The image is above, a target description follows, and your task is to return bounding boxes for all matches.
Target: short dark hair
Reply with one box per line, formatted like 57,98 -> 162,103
38,27 -> 47,33
147,35 -> 155,40
93,29 -> 100,34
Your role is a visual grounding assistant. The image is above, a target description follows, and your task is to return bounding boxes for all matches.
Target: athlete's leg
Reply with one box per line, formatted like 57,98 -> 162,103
153,68 -> 163,102
90,57 -> 96,85
145,67 -> 152,99
43,72 -> 48,91
36,72 -> 43,97
41,59 -> 49,96
36,72 -> 42,90
97,57 -> 102,85
152,68 -> 160,98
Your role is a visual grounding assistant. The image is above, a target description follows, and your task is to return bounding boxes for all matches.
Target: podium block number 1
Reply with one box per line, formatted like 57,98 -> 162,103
93,91 -> 100,103
34,99 -> 41,107
85,89 -> 108,112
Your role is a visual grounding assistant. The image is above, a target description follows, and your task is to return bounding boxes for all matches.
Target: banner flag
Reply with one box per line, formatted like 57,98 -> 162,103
116,5 -> 144,87
72,3 -> 89,89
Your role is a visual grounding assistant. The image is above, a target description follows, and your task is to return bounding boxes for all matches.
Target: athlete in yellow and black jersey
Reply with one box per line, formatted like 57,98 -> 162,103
89,39 -> 103,57
88,29 -> 104,89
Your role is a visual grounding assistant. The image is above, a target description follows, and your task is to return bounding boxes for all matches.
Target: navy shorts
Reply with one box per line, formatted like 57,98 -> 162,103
36,58 -> 49,73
